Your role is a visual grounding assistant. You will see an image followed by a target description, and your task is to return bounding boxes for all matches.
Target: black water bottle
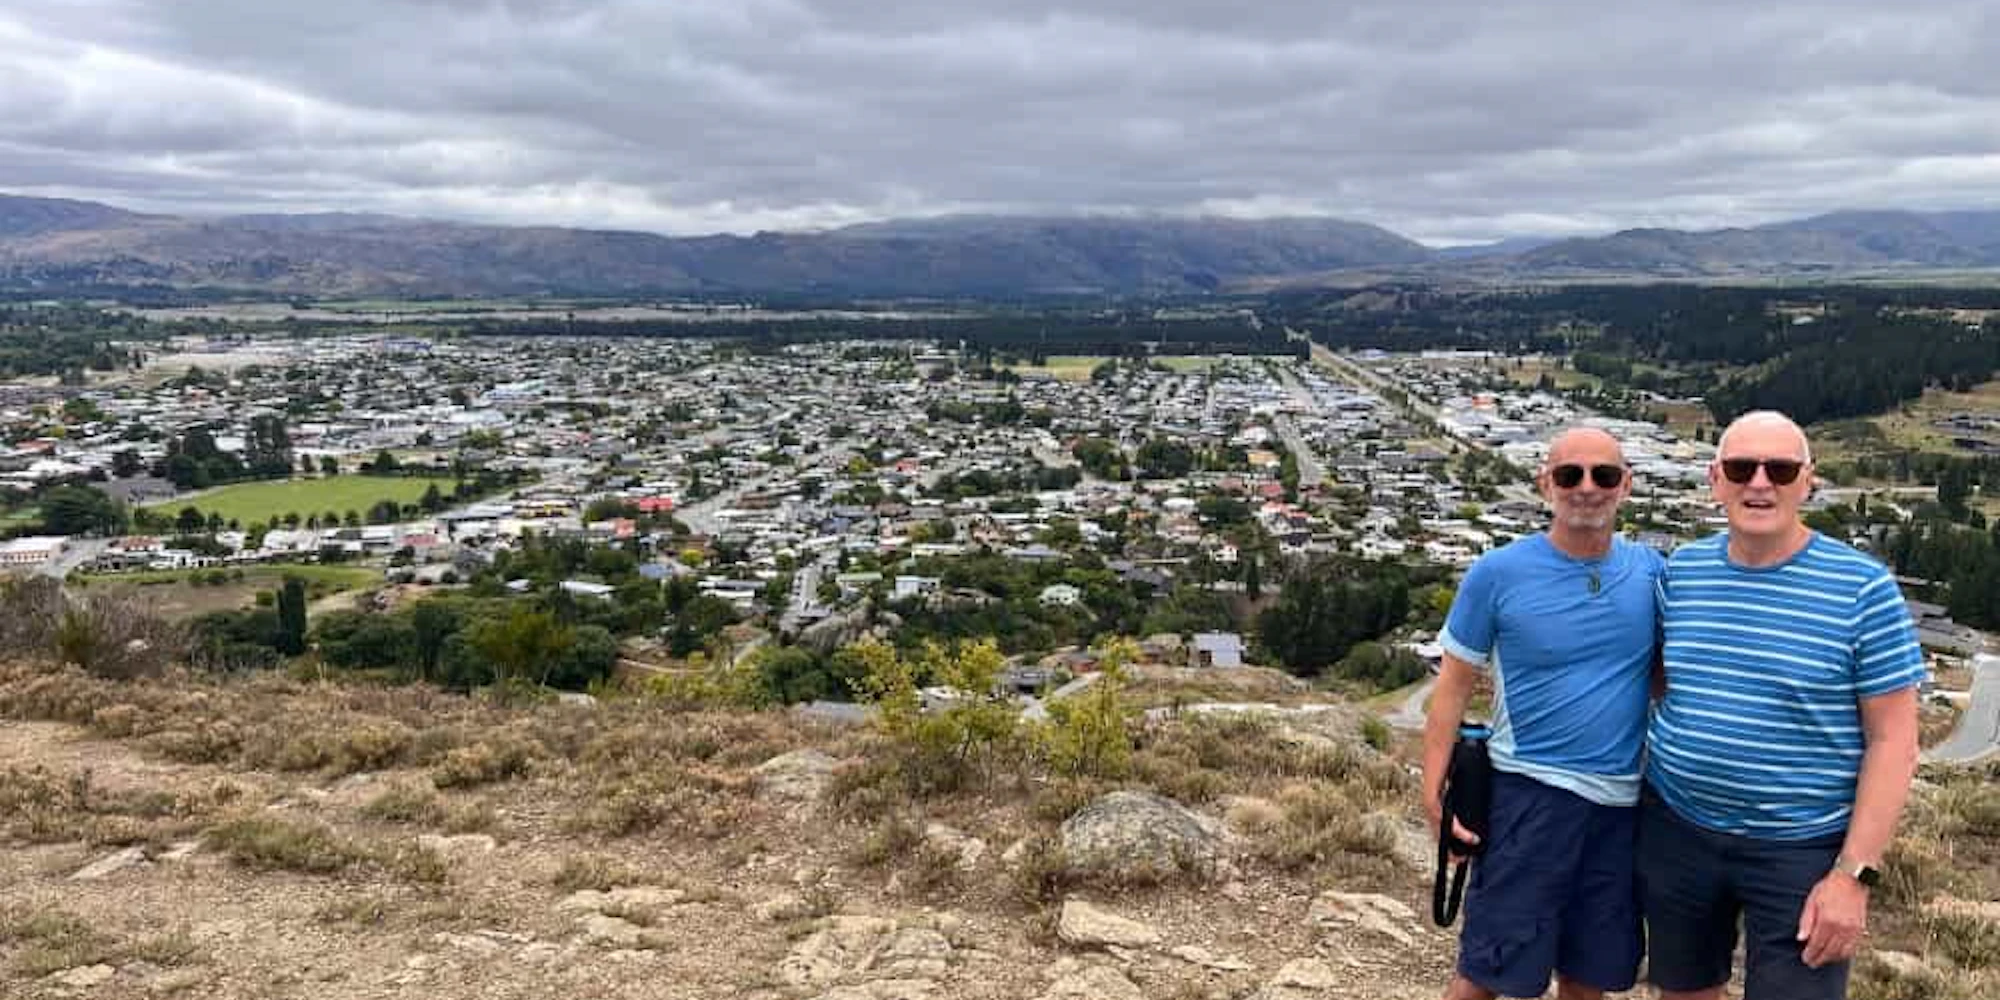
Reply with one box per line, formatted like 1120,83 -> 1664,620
1433,721 -> 1493,927
1444,722 -> 1492,857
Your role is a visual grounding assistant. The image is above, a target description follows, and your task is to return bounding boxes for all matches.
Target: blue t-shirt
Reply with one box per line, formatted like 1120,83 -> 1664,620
1441,534 -> 1664,807
1647,532 -> 1925,840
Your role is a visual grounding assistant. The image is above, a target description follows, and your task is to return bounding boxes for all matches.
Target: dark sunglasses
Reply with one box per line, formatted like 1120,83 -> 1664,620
1718,457 -> 1806,486
1549,464 -> 1626,489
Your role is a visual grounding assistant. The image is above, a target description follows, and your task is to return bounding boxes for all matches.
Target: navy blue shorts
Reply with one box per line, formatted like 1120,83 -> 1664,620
1637,786 -> 1849,999
1458,770 -> 1643,998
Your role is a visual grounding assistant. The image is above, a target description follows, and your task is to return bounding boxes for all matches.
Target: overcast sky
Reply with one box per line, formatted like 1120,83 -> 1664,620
3,0 -> 1996,244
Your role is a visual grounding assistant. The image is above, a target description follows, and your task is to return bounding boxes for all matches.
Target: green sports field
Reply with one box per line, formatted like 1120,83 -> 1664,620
144,475 -> 457,526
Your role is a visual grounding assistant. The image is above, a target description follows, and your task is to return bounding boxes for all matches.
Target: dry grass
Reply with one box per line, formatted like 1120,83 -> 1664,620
0,905 -> 199,978
550,854 -> 649,893
1247,782 -> 1403,872
0,764 -> 243,846
1922,907 -> 2000,971
1850,952 -> 1985,1000
204,815 -> 449,883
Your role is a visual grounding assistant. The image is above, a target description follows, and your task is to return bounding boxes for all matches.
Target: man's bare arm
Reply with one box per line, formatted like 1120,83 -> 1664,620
1841,686 -> 1921,868
1796,685 -> 1921,967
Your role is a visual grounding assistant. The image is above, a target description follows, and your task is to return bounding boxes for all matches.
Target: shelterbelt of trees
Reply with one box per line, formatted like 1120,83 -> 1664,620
456,312 -> 1306,358
1282,284 -> 2000,427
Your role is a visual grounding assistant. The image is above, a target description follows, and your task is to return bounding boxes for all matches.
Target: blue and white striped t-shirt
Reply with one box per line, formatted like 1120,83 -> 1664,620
1647,532 -> 1924,841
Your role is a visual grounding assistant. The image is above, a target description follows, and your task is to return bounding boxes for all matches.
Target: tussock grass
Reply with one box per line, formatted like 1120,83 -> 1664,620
0,905 -> 199,978
550,855 -> 648,893
205,815 -> 448,883
0,765 -> 242,846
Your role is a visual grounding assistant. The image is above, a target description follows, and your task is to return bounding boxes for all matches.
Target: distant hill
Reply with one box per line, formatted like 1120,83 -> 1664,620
0,194 -> 160,238
1431,236 -> 1562,260
0,194 -> 1430,298
8,193 -> 2000,296
1517,210 -> 2000,275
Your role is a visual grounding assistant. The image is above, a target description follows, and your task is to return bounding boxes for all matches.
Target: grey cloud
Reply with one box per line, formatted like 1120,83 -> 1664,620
1,0 -> 1996,242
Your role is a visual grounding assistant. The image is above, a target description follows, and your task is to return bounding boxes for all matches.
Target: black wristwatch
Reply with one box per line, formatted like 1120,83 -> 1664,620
1834,855 -> 1882,889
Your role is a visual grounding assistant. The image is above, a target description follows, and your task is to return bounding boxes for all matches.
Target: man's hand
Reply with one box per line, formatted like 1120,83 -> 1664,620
1424,797 -> 1481,862
1797,871 -> 1870,967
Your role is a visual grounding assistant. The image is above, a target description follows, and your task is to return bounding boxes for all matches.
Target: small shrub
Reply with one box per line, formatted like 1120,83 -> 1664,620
432,735 -> 538,789
1933,785 -> 2000,839
1007,835 -> 1075,906
1880,838 -> 1956,909
361,784 -> 445,825
207,816 -> 356,875
1036,642 -> 1136,780
848,637 -> 1024,798
205,816 -> 448,883
1360,715 -> 1392,752
570,768 -> 743,838
1850,953 -> 1980,1000
900,840 -> 966,897
145,724 -> 244,765
551,855 -> 645,893
441,800 -> 498,834
1925,908 -> 2000,970
848,812 -> 926,868
0,907 -> 118,977
1250,782 -> 1401,872
268,721 -> 414,776
824,757 -> 908,820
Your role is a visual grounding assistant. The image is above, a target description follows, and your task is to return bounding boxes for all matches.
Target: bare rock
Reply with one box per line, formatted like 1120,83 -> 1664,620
145,967 -> 210,994
515,942 -> 569,967
1058,791 -> 1221,880
432,932 -> 507,957
556,886 -> 683,915
867,927 -> 952,979
1251,958 -> 1343,999
1037,964 -> 1146,1000
754,749 -> 841,805
1307,891 -> 1420,947
71,846 -> 150,881
1056,899 -> 1162,950
47,964 -> 118,989
810,982 -> 937,1000
779,915 -> 902,990
922,823 -> 987,870
1169,945 -> 1253,971
416,834 -> 497,859
754,892 -> 813,922
577,913 -> 651,948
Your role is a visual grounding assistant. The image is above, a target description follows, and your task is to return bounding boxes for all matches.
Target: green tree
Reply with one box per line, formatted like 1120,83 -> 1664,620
468,606 -> 574,689
40,485 -> 128,536
274,576 -> 308,656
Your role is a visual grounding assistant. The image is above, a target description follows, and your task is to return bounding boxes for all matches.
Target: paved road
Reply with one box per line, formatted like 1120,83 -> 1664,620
1270,414 -> 1327,489
1925,653 -> 2000,765
1307,342 -> 1487,455
42,539 -> 112,580
1267,365 -> 1329,488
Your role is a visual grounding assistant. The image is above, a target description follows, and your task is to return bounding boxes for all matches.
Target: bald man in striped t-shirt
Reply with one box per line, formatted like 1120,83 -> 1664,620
1642,411 -> 1924,1000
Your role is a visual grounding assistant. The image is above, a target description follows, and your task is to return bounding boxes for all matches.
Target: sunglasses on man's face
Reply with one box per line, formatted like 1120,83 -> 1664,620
1718,457 -> 1806,486
1548,464 -> 1626,489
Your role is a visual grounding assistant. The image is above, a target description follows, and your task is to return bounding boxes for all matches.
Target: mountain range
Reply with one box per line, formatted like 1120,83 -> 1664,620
4,193 -> 2000,298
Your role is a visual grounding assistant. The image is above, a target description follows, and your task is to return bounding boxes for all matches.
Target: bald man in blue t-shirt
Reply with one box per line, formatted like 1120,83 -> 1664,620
1423,427 -> 1664,1000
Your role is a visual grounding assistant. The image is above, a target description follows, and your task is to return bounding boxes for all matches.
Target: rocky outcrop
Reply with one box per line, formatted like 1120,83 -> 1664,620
1058,791 -> 1222,880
